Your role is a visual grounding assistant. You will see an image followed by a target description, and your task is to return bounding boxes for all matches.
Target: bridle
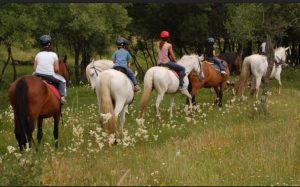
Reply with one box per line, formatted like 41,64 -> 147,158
90,61 -> 103,77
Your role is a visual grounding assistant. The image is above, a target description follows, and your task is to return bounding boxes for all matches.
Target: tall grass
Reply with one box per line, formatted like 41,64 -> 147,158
0,65 -> 299,185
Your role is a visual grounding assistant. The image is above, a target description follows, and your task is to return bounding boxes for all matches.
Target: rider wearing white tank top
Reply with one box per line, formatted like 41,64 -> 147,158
35,51 -> 58,75
33,35 -> 67,104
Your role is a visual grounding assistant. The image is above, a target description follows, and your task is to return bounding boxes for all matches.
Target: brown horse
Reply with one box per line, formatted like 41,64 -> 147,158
188,60 -> 230,107
8,55 -> 70,151
218,52 -> 241,76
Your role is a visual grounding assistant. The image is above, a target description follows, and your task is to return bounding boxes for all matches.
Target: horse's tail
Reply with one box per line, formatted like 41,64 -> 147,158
15,78 -> 32,148
99,75 -> 116,134
235,57 -> 251,96
139,69 -> 154,118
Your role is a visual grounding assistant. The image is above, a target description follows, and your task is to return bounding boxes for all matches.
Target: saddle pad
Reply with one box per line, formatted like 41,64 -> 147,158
45,82 -> 60,100
204,60 -> 228,73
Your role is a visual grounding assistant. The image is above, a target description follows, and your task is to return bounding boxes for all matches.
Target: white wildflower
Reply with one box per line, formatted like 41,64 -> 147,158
100,113 -> 112,124
7,145 -> 16,154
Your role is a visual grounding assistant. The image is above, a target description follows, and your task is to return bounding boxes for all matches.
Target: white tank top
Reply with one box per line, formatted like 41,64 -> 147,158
35,51 -> 58,75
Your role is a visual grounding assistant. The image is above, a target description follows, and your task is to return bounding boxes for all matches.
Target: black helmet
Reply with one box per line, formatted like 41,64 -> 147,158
207,37 -> 215,44
40,35 -> 51,46
116,37 -> 128,46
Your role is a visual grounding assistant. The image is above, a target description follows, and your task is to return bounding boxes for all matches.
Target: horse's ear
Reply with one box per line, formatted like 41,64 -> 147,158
63,55 -> 67,63
285,47 -> 290,51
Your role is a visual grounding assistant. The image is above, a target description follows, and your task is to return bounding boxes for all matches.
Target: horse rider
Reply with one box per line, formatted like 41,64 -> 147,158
204,37 -> 227,75
33,35 -> 67,104
112,37 -> 140,92
259,37 -> 267,56
157,30 -> 187,92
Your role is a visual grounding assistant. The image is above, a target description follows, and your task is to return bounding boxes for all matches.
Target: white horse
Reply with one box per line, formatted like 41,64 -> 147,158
234,47 -> 289,99
139,54 -> 204,119
86,59 -> 114,90
95,69 -> 134,136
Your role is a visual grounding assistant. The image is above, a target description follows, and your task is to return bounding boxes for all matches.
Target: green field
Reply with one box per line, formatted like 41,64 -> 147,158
0,63 -> 300,185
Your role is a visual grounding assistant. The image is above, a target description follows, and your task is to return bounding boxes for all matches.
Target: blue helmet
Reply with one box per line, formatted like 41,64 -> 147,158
207,37 -> 215,44
116,37 -> 128,46
40,35 -> 51,46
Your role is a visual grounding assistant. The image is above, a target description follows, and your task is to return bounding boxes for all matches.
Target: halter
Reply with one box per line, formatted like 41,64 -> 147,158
90,61 -> 103,77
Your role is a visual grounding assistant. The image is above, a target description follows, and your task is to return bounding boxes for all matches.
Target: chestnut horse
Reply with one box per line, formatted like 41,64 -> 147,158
8,55 -> 69,151
188,60 -> 230,107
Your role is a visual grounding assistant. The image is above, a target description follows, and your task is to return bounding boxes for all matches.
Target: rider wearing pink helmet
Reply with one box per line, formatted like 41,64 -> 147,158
157,30 -> 187,91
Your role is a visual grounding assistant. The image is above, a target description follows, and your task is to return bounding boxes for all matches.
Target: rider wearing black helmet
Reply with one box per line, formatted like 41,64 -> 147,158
33,34 -> 67,104
204,37 -> 227,75
112,37 -> 140,92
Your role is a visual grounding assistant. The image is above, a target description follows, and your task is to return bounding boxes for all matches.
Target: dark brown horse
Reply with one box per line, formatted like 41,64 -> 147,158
8,55 -> 70,151
188,60 -> 230,107
218,52 -> 241,75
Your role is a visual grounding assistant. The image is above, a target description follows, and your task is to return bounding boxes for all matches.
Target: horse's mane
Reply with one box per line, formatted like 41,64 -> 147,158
178,54 -> 199,63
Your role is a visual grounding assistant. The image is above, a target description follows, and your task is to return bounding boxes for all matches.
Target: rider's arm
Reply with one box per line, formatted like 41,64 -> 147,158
54,60 -> 59,73
213,49 -> 216,56
168,44 -> 176,62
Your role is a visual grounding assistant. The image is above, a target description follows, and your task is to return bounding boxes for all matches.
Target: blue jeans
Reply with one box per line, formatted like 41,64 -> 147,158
160,61 -> 186,87
207,57 -> 225,71
113,64 -> 137,85
34,73 -> 66,96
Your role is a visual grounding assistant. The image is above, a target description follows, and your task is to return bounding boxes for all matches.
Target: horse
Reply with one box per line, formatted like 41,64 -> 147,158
8,55 -> 70,151
94,69 -> 134,136
218,52 -> 241,76
234,47 -> 289,99
85,59 -> 114,90
139,54 -> 204,119
188,58 -> 230,107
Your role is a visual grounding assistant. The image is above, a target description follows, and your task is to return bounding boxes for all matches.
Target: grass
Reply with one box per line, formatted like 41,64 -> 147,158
0,63 -> 300,185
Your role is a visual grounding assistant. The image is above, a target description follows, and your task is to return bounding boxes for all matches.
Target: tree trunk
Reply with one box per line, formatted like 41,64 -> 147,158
74,44 -> 81,85
0,45 -> 17,82
260,34 -> 275,113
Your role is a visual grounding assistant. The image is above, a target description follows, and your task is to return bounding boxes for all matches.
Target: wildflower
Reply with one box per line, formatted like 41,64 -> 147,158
100,113 -> 113,124
7,145 -> 16,154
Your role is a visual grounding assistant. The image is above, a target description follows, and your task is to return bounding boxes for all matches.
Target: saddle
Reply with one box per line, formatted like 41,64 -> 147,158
204,58 -> 228,73
158,64 -> 180,78
113,66 -> 128,75
35,75 -> 61,100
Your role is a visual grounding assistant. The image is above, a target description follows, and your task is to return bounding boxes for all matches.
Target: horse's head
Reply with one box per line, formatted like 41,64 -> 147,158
179,54 -> 203,76
58,55 -> 71,86
275,47 -> 288,64
86,59 -> 98,90
86,59 -> 114,91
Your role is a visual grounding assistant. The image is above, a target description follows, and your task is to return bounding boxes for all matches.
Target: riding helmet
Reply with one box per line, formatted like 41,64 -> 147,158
207,37 -> 215,44
116,37 -> 128,46
40,35 -> 52,46
160,31 -> 170,38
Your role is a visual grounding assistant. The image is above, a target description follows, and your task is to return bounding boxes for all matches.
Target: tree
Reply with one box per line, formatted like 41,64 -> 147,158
0,4 -> 37,82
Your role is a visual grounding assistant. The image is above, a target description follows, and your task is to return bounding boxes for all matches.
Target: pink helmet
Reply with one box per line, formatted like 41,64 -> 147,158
160,30 -> 170,38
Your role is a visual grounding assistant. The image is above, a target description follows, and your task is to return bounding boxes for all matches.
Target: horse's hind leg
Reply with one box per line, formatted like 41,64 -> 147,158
118,105 -> 128,138
114,101 -> 127,136
37,117 -> 43,144
169,95 -> 175,119
53,114 -> 60,148
155,92 -> 165,119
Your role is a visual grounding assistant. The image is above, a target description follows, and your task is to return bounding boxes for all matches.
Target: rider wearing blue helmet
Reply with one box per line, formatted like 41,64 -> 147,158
33,35 -> 67,104
204,37 -> 227,75
112,37 -> 140,92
